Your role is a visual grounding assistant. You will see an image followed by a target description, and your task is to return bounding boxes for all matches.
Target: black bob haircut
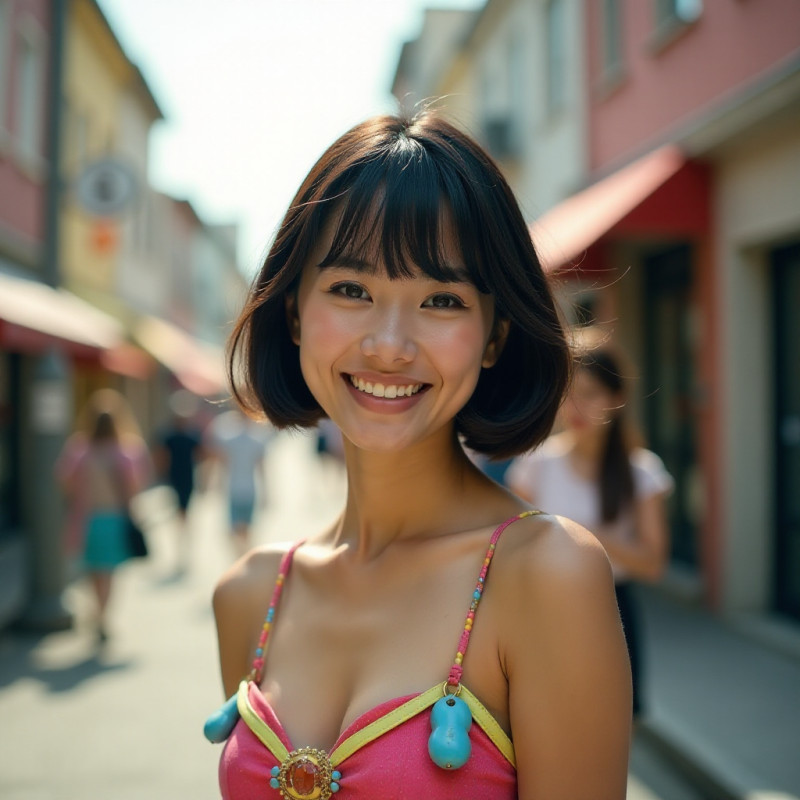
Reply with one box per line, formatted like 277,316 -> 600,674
228,112 -> 570,460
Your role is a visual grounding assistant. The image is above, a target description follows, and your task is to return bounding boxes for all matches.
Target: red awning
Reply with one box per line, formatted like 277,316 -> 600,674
530,146 -> 698,272
0,272 -> 123,358
100,341 -> 157,380
134,316 -> 227,397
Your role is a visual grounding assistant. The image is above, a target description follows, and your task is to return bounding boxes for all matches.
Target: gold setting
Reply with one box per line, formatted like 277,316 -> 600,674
275,747 -> 334,800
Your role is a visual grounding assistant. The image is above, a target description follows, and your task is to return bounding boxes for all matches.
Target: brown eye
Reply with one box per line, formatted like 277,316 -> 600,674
423,293 -> 464,309
331,282 -> 370,301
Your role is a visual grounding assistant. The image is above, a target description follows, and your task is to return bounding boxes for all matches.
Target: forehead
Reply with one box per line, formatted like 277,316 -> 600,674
572,366 -> 614,394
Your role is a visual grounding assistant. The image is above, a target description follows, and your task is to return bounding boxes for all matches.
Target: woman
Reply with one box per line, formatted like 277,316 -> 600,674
208,114 -> 631,799
57,389 -> 147,640
507,330 -> 673,719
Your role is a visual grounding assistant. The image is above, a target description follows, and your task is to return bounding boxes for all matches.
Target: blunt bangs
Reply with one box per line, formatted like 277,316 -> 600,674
317,134 -> 490,292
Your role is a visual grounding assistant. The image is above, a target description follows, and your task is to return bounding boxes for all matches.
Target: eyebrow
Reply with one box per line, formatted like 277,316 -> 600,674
318,254 -> 473,284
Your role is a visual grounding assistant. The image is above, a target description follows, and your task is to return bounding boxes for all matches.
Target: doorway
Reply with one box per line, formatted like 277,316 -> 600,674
643,244 -> 699,566
773,242 -> 800,621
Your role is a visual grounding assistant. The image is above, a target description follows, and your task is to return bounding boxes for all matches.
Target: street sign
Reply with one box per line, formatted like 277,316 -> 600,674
74,157 -> 138,217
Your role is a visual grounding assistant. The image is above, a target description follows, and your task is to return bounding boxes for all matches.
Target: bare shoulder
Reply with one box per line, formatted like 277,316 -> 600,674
212,541 -> 297,696
491,519 -> 631,797
494,511 -> 612,595
212,542 -> 292,617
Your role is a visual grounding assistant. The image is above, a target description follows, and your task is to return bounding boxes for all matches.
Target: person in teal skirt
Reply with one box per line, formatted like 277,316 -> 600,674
57,389 -> 148,641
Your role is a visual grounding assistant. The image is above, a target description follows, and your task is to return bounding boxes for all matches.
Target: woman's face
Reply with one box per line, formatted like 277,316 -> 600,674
560,367 -> 620,434
287,217 -> 505,455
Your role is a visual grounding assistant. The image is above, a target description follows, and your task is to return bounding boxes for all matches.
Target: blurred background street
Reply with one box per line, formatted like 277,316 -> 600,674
1,0 -> 799,798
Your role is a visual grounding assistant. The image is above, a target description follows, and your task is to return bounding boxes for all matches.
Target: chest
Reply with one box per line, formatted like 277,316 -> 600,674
257,546 -> 508,751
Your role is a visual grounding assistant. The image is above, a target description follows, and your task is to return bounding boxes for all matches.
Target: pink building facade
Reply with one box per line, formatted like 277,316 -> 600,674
553,0 -> 800,621
0,0 -> 50,267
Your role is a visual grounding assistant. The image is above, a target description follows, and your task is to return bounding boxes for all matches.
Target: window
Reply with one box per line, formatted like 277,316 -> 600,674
655,0 -> 703,27
15,19 -> 47,165
0,0 -> 11,138
602,0 -> 623,77
545,0 -> 567,113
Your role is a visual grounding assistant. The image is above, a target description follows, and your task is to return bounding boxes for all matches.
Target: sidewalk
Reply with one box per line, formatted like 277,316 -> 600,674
0,431 -> 344,800
638,584 -> 800,800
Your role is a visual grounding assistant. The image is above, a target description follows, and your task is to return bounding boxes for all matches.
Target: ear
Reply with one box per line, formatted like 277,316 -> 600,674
285,294 -> 301,345
482,318 -> 510,368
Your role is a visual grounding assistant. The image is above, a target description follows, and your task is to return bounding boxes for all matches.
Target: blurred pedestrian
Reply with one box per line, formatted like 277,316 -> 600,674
56,389 -> 149,641
206,408 -> 272,556
507,328 -> 673,719
153,389 -> 205,570
206,113 -> 631,798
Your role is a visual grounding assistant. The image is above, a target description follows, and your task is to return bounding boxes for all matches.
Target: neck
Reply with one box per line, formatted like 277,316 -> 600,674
329,426 -> 493,561
567,427 -> 607,465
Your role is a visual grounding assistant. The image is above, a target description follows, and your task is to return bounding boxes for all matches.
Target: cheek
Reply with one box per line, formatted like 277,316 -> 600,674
433,323 -> 488,381
296,300 -> 351,387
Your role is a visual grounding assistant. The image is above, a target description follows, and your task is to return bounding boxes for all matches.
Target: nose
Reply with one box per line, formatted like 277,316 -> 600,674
361,306 -> 417,364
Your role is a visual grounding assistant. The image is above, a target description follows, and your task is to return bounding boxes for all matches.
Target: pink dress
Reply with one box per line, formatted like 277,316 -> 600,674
218,513 -> 537,799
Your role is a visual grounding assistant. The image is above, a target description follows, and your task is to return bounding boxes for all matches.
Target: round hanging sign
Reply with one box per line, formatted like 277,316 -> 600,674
74,157 -> 138,217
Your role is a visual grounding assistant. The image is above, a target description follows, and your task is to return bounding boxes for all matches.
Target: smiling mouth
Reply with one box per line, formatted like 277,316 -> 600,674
348,375 -> 426,398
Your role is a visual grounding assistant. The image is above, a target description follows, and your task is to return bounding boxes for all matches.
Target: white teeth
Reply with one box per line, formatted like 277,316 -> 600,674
349,375 -> 422,398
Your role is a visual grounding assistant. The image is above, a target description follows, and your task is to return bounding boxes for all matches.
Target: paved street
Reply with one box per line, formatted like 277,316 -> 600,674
0,431 -> 702,799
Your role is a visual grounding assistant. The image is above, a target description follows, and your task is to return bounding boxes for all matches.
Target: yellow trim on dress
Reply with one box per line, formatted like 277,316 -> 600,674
238,679 -> 516,770
460,686 -> 515,767
329,684 -> 443,765
237,681 -> 290,764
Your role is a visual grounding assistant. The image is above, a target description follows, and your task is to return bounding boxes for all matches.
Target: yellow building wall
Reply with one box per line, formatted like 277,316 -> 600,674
60,0 -> 131,310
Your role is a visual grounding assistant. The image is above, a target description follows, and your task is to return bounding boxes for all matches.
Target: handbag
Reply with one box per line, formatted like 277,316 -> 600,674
126,514 -> 148,559
112,449 -> 148,559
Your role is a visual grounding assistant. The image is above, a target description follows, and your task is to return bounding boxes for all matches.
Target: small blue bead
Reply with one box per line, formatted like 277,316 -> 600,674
330,782 -> 340,793
473,590 -> 481,600
256,648 -> 263,656
270,766 -> 280,777
331,770 -> 341,780
269,777 -> 280,789
267,610 -> 274,621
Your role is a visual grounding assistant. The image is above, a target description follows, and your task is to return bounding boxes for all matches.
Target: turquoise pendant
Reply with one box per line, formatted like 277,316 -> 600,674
428,694 -> 472,769
204,692 -> 240,743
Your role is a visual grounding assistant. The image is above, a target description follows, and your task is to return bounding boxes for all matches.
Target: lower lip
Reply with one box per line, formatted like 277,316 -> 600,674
343,376 -> 429,414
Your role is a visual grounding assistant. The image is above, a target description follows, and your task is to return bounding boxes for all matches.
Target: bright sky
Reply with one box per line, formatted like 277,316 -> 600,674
97,0 -> 485,275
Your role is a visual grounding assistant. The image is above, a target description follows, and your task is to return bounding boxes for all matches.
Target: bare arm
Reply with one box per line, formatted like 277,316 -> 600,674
212,549 -> 283,698
595,491 -> 670,582
502,517 -> 631,800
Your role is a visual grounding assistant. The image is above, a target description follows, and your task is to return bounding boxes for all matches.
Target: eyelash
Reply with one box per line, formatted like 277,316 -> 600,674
329,282 -> 466,310
330,281 -> 369,300
421,293 -> 466,309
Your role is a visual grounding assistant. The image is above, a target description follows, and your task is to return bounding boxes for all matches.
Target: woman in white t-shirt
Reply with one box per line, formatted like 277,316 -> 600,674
507,332 -> 673,718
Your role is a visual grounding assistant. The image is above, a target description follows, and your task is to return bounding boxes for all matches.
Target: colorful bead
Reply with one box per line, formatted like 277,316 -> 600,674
429,694 -> 472,770
444,512 -> 534,690
246,542 -> 304,686
203,691 -> 241,743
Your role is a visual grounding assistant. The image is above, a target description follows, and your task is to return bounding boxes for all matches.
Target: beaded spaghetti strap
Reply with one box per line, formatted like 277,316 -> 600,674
446,510 -> 541,688
203,540 -> 305,744
428,510 -> 542,770
249,539 -> 306,684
